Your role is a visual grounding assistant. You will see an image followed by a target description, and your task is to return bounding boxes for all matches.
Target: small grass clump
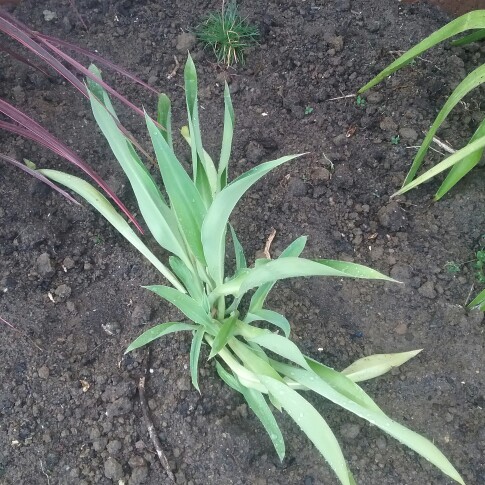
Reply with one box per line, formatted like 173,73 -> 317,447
196,0 -> 258,66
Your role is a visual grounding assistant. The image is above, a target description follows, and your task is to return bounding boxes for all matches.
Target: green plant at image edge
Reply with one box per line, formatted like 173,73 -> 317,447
360,9 -> 485,202
31,56 -> 465,485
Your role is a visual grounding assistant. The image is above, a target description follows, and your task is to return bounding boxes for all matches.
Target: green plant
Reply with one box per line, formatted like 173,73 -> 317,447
359,10 -> 485,200
444,261 -> 461,274
355,94 -> 366,108
391,134 -> 400,145
30,56 -> 464,484
195,0 -> 259,65
304,106 -> 314,115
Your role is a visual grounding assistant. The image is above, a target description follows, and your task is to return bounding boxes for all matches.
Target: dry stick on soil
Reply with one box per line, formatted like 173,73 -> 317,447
167,55 -> 180,80
263,227 -> 277,259
327,93 -> 356,101
0,315 -> 43,351
138,356 -> 175,483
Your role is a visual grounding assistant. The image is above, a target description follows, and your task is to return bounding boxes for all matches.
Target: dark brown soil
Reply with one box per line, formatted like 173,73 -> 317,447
1,1 -> 484,484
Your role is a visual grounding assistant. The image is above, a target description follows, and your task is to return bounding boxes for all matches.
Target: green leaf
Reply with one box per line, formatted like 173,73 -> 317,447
403,63 -> 485,186
219,82 -> 235,188
359,10 -> 485,94
230,224 -> 247,272
259,375 -> 351,485
86,68 -> 190,267
184,55 -> 219,197
125,322 -> 196,353
394,135 -> 485,196
435,117 -> 485,199
157,93 -> 173,150
341,349 -> 422,382
245,309 -> 291,338
202,155 -> 302,285
215,361 -> 243,392
145,113 -> 207,264
304,358 -> 384,414
467,287 -> 485,310
249,236 -> 307,312
169,256 -> 204,303
240,387 -> 286,461
39,169 -> 185,293
274,363 -> 465,485
211,257 -> 396,301
190,327 -> 205,392
248,332 -> 311,371
209,312 -> 239,359
452,28 -> 485,46
144,285 -> 215,332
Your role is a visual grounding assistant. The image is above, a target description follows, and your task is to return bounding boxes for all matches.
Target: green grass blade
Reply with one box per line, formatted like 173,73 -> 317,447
215,361 -> 243,392
211,257 -> 396,301
249,236 -> 307,312
39,169 -> 185,292
259,375 -> 351,485
157,93 -> 173,150
219,82 -> 235,188
435,118 -> 485,199
403,63 -> 485,186
248,332 -> 311,371
169,256 -> 204,303
276,365 -> 465,485
245,309 -> 291,337
86,71 -> 190,266
145,113 -> 207,264
341,350 -> 422,382
452,28 -> 485,46
359,10 -> 485,94
190,327 -> 205,392
144,285 -> 215,331
202,155 -> 302,285
304,358 -> 384,414
209,312 -> 239,359
230,224 -> 247,272
125,322 -> 196,353
394,134 -> 485,196
184,55 -> 219,196
467,287 -> 485,310
240,387 -> 286,461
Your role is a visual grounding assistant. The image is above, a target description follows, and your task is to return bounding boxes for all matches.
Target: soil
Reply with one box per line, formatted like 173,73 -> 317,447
1,1 -> 484,484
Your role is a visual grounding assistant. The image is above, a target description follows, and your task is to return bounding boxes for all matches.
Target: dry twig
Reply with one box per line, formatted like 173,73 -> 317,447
263,228 -> 276,259
138,360 -> 175,482
167,56 -> 180,79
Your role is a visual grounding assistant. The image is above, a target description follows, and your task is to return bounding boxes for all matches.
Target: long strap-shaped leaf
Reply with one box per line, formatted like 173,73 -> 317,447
259,375 -> 352,485
184,55 -> 219,198
202,154 -> 302,285
146,114 -> 207,265
394,134 -> 485,196
219,82 -> 235,189
359,10 -> 485,93
86,69 -> 191,267
403,62 -> 485,186
273,362 -> 465,485
434,117 -> 485,200
210,257 -> 396,302
39,170 -> 185,292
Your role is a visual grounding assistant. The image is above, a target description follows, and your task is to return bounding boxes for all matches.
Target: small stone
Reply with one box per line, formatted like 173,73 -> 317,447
376,437 -> 387,449
312,167 -> 331,182
377,202 -> 407,231
36,253 -> 54,277
147,75 -> 158,86
367,92 -> 383,104
130,466 -> 148,485
399,127 -> 418,142
43,10 -> 58,21
38,365 -> 50,379
131,304 -> 152,326
107,440 -> 122,454
332,133 -> 347,147
63,256 -> 75,270
104,457 -> 123,481
394,323 -> 408,335
176,32 -> 196,52
54,284 -> 71,301
128,456 -> 146,468
106,396 -> 133,418
340,423 -> 361,440
418,281 -> 437,299
245,141 -> 265,164
380,116 -> 398,132
176,376 -> 191,392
